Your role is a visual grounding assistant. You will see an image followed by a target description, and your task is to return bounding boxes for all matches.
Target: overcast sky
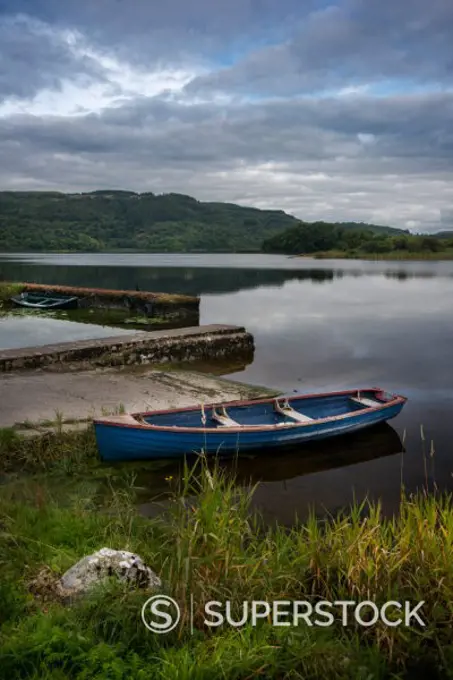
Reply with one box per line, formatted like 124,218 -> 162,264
0,0 -> 452,231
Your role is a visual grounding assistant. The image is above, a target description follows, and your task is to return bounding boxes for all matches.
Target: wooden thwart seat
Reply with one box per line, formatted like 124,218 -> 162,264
351,395 -> 380,408
274,399 -> 313,423
211,406 -> 241,427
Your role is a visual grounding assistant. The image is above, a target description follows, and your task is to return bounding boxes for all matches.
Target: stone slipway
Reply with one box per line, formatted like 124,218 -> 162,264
0,367 -> 279,432
0,325 -> 253,372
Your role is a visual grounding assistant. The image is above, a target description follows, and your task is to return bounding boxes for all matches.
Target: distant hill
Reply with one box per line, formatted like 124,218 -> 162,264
0,190 -> 408,253
0,190 -> 300,252
433,231 -> 453,239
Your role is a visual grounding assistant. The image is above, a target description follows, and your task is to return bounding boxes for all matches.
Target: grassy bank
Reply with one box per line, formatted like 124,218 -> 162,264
0,425 -> 99,474
0,281 -> 198,306
1,427 -> 452,679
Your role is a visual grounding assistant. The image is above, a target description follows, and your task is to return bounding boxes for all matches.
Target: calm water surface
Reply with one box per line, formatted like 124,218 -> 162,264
1,253 -> 452,522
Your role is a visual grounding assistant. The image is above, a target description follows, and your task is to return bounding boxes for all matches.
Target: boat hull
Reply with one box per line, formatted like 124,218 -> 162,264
94,393 -> 406,462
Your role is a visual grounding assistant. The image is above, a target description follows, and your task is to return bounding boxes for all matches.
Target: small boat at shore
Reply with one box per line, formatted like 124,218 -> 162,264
93,387 -> 407,462
10,291 -> 79,310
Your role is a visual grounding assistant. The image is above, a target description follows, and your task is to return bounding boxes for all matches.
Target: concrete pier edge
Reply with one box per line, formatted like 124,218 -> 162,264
0,324 -> 254,372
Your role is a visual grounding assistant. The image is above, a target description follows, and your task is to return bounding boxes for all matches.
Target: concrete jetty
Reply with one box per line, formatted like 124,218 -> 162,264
3,281 -> 200,322
0,325 -> 254,372
0,322 -> 267,436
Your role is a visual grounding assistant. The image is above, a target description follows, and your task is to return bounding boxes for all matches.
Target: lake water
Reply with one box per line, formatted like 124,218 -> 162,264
0,314 -> 134,350
1,252 -> 453,522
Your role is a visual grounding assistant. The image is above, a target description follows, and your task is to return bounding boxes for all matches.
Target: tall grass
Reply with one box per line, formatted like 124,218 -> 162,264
1,451 -> 453,678
0,426 -> 98,473
0,281 -> 24,302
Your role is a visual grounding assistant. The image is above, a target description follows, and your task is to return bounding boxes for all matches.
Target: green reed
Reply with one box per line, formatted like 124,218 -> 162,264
1,441 -> 453,678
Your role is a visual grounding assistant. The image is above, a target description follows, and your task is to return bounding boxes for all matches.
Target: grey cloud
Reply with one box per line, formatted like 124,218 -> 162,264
60,92 -> 453,165
0,91 -> 451,231
1,91 -> 453,170
2,0 -> 452,99
0,93 -> 446,165
0,1 -> 452,232
440,210 -> 453,229
0,15 -> 107,99
1,0 -> 311,65
187,0 -> 453,96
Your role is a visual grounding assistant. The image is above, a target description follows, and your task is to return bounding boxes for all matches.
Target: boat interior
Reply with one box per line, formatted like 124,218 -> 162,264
139,390 -> 390,429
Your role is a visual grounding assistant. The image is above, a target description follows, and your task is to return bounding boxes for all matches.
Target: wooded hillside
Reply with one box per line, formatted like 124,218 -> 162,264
0,190 -> 299,252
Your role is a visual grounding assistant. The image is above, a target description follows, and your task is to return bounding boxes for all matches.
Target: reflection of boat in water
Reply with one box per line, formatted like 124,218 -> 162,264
224,422 -> 404,484
106,423 -> 404,503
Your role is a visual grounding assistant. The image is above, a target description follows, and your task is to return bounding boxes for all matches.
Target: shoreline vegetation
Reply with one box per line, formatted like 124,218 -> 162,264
1,426 -> 453,678
311,250 -> 453,260
262,221 -> 453,261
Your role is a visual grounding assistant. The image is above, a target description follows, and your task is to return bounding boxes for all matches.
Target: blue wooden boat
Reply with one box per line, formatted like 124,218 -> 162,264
11,291 -> 79,310
93,387 -> 407,462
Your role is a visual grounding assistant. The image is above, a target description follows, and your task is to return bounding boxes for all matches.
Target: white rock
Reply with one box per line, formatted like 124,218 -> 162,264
57,548 -> 161,597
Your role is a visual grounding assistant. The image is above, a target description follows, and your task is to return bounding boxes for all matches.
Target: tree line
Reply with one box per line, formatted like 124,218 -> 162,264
261,221 -> 453,256
1,190 -> 450,255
